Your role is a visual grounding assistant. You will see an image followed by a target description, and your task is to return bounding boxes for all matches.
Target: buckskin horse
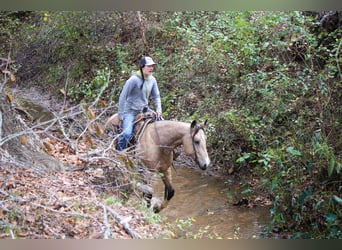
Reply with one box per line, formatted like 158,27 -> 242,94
105,112 -> 211,212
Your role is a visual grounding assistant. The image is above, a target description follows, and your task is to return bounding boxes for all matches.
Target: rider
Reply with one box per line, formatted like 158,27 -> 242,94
116,55 -> 163,151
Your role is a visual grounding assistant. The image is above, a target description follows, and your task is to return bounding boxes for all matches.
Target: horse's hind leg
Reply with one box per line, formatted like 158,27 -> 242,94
154,168 -> 174,213
143,190 -> 153,208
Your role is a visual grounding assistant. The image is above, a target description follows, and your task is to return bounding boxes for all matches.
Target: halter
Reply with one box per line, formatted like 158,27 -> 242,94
191,124 -> 204,165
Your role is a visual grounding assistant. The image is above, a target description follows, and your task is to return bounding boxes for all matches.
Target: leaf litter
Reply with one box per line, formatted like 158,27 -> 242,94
0,137 -> 168,239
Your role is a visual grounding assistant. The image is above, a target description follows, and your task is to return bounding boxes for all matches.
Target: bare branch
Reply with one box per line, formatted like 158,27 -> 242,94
336,39 -> 341,81
137,11 -> 147,49
10,229 -> 15,239
0,50 -> 15,92
101,204 -> 112,239
104,203 -> 141,239
0,111 -> 2,139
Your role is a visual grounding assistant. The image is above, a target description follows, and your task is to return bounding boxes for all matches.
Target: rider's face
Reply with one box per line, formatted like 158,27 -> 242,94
142,65 -> 154,77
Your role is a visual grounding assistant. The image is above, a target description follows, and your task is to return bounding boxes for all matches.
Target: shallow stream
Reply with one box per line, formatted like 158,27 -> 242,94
152,166 -> 270,239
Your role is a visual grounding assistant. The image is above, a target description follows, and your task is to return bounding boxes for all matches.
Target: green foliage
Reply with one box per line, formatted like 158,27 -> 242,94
169,217 -> 223,239
2,10 -> 341,239
105,196 -> 122,206
67,67 -> 109,103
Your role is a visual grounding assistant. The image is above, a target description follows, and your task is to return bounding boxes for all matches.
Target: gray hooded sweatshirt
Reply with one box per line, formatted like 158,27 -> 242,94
117,71 -> 162,120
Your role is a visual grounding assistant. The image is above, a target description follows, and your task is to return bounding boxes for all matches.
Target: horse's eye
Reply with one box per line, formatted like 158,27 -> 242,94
194,140 -> 200,145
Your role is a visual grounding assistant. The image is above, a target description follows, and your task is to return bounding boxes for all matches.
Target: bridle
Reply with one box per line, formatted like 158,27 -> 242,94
149,119 -> 205,165
191,124 -> 204,165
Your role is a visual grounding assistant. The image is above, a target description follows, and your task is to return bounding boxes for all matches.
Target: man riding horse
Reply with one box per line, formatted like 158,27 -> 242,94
116,55 -> 163,151
109,56 -> 210,213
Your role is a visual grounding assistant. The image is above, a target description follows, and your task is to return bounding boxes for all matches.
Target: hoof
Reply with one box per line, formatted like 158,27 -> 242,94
151,197 -> 162,213
153,206 -> 161,213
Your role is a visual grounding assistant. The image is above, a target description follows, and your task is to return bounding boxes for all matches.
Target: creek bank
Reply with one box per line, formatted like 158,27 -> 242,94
3,85 -> 273,239
0,163 -> 169,239
1,85 -> 170,239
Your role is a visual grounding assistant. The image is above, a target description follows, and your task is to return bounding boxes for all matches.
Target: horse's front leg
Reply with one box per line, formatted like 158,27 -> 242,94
154,167 -> 174,213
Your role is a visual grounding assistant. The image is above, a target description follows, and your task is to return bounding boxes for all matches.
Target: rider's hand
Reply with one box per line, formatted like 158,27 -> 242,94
156,112 -> 162,119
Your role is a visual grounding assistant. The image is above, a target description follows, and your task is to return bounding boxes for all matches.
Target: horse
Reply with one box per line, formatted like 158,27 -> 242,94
105,113 -> 211,212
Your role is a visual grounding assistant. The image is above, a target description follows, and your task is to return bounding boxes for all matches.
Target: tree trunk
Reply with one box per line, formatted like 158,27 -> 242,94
137,11 -> 147,51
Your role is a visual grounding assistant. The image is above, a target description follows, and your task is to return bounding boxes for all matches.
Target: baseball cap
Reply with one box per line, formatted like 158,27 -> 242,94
140,56 -> 157,67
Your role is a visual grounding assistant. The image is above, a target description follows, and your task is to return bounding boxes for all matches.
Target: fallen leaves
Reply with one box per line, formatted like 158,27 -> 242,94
0,136 -> 166,239
0,164 -> 166,239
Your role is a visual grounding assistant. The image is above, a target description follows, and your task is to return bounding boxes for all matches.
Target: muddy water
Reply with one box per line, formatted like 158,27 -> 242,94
152,166 -> 270,239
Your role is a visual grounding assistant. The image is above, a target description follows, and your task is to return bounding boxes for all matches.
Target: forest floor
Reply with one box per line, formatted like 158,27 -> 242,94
0,160 -> 169,239
0,85 -> 172,239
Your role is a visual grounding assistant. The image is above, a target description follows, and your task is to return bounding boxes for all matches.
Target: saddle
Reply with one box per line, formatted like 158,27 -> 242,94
105,111 -> 158,147
132,111 -> 157,142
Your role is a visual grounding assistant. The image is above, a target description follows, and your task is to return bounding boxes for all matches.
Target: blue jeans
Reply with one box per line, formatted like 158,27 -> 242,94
116,108 -> 161,151
116,112 -> 136,151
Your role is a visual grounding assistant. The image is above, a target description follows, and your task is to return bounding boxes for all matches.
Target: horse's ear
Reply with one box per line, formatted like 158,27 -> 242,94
203,119 -> 208,127
191,120 -> 197,129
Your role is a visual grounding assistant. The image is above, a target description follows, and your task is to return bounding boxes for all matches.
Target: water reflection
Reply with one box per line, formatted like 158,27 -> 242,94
152,166 -> 270,239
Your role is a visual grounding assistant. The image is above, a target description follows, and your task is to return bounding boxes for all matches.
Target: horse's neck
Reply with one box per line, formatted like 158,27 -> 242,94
152,121 -> 190,147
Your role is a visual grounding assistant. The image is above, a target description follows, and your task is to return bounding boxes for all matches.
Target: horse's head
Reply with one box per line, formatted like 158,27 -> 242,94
190,120 -> 211,170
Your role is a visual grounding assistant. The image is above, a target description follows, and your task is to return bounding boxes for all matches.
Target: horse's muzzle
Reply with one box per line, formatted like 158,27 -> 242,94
199,165 -> 207,170
198,159 -> 210,170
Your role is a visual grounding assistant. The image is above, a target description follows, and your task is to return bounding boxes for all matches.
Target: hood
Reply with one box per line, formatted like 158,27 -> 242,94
132,70 -> 153,81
